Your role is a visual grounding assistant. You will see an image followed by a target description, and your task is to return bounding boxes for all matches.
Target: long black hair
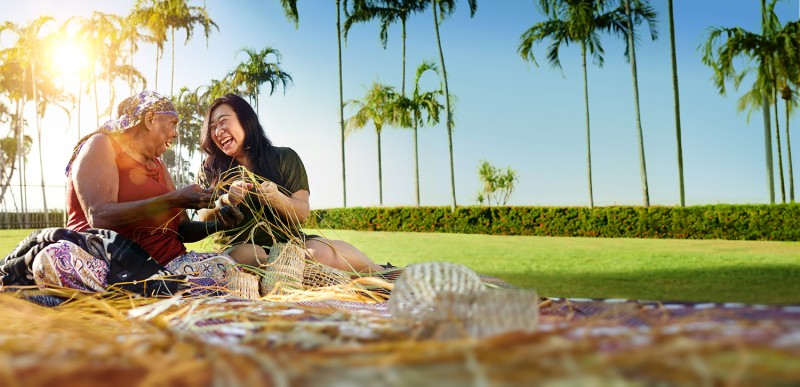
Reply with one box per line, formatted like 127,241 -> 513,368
200,94 -> 281,187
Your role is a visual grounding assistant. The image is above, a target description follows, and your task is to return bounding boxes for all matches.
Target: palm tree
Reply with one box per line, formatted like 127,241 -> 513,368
344,0 -> 426,96
518,0 -> 618,209
773,20 -> 800,201
1,16 -> 57,224
59,17 -> 92,140
197,77 -> 236,104
0,51 -> 28,217
612,0 -> 658,207
777,22 -> 799,201
74,11 -> 118,127
165,87 -> 208,184
345,81 -> 400,205
667,0 -> 685,207
118,13 -> 150,95
132,0 -> 168,92
277,0 -> 350,208
0,67 -> 32,207
700,0 -> 787,204
229,46 -> 293,115
395,61 -> 444,206
421,0 -> 477,211
161,0 -> 218,96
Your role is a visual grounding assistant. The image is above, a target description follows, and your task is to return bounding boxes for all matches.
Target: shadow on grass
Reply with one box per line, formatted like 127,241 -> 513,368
489,265 -> 800,305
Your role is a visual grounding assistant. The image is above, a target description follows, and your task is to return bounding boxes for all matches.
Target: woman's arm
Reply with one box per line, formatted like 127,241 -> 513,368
72,134 -> 213,229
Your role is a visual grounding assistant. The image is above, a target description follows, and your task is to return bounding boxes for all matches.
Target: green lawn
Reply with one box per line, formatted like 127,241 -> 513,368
4,228 -> 800,305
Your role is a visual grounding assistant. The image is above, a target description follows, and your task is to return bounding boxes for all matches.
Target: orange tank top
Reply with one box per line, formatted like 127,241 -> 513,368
66,135 -> 186,264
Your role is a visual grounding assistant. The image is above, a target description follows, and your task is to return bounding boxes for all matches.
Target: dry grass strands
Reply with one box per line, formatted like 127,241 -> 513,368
1,287 -> 800,385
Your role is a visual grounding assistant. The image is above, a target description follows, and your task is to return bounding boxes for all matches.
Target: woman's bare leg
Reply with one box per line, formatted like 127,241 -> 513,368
224,243 -> 269,267
305,238 -> 384,274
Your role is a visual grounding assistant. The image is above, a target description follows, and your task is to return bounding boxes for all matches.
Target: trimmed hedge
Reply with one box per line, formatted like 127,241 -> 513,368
306,204 -> 800,241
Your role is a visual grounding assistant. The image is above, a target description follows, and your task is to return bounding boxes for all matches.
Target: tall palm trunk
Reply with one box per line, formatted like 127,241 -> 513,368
31,61 -> 49,224
581,43 -> 594,209
377,130 -> 383,206
401,18 -> 407,97
129,38 -> 135,94
337,0 -> 347,207
760,0 -> 775,204
668,0 -> 685,207
170,28 -> 175,96
774,87 -> 785,202
93,65 -> 100,129
763,96 -> 775,204
784,94 -> 794,201
413,123 -> 420,206
170,28 -> 182,186
624,0 -> 649,207
19,68 -> 29,227
78,72 -> 82,139
15,99 -> 25,226
432,0 -> 457,211
155,46 -> 160,92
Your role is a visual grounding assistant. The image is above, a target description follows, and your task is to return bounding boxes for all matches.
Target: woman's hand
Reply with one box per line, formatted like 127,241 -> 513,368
226,180 -> 253,206
257,180 -> 281,205
172,184 -> 213,209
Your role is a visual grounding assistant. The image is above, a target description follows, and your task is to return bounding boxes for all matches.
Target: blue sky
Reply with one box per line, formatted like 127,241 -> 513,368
6,0 -> 800,210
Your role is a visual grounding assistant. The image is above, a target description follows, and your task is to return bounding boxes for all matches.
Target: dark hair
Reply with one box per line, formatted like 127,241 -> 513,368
200,93 -> 280,186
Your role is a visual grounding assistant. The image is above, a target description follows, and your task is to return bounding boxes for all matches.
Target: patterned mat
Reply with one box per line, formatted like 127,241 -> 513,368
4,279 -> 800,385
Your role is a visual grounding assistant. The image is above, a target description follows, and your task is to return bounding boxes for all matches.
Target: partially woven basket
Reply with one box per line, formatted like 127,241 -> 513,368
389,262 -> 485,323
227,271 -> 261,300
303,262 -> 351,288
259,241 -> 306,295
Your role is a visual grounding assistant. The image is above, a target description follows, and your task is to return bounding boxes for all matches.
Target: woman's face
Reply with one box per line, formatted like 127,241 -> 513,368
149,112 -> 179,158
208,103 -> 246,158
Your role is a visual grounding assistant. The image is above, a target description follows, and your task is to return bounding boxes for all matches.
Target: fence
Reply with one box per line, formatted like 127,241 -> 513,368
0,184 -> 67,229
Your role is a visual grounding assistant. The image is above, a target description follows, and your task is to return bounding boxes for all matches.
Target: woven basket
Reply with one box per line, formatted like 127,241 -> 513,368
303,262 -> 351,288
259,241 -> 306,296
227,271 -> 261,300
432,288 -> 539,339
389,262 -> 485,323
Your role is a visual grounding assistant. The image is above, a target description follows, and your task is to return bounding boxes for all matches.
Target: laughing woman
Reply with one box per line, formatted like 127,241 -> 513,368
196,93 -> 387,274
46,90 -> 246,293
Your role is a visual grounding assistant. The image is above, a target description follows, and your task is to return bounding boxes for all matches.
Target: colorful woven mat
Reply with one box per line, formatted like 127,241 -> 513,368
3,282 -> 799,385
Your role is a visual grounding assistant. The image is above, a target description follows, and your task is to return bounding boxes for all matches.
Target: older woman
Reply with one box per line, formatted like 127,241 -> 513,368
34,90 -> 246,293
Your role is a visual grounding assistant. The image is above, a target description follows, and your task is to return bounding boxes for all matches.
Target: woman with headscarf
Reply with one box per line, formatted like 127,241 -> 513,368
35,90 -> 247,293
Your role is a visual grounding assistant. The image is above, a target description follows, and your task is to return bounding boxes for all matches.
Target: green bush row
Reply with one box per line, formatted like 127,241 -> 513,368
307,204 -> 800,241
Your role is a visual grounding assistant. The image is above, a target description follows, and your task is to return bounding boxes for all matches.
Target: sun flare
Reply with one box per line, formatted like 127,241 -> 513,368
49,38 -> 89,79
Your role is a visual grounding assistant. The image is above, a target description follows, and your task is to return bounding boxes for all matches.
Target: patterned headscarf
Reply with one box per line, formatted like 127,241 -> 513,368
101,90 -> 178,133
66,90 -> 178,175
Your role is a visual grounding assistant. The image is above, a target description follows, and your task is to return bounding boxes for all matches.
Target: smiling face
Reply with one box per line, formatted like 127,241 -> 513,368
208,103 -> 246,160
149,112 -> 180,158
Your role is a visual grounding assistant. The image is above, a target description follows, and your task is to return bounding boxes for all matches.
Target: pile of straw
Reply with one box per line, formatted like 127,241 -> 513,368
1,277 -> 799,386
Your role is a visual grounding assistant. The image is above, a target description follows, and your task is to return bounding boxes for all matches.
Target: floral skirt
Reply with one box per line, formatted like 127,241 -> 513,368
32,240 -> 240,294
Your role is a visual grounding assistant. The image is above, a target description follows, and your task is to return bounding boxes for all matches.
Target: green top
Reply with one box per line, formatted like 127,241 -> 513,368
198,147 -> 310,249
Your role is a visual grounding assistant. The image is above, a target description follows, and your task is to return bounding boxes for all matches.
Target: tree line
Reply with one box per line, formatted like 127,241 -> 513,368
0,0 -> 798,219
